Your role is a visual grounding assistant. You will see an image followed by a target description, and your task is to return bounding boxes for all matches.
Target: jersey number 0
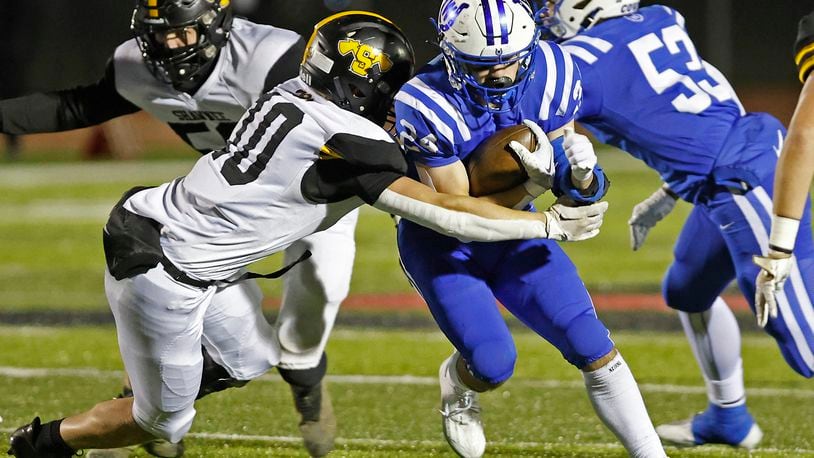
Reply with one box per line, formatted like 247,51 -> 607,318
213,101 -> 305,185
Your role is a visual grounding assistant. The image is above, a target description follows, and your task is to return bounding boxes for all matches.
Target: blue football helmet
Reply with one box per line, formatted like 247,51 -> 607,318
436,0 -> 541,113
535,0 -> 639,40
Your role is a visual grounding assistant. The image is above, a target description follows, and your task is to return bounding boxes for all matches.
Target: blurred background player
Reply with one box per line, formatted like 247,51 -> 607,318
6,12 -> 613,457
753,10 -> 814,325
541,0 -> 814,449
0,0 -> 348,456
394,1 -> 665,457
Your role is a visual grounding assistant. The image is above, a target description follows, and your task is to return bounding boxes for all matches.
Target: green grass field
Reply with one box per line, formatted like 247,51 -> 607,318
2,150 -> 812,456
0,149 -> 690,311
0,326 -> 812,457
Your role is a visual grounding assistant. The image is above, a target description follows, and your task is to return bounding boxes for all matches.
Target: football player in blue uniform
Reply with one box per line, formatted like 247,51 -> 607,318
542,0 -> 814,449
395,1 -> 665,457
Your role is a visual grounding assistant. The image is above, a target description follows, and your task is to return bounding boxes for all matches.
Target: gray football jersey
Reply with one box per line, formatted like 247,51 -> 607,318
124,78 -> 402,281
113,18 -> 302,153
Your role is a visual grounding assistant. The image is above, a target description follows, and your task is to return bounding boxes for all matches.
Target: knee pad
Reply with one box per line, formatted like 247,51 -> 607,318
564,314 -> 613,368
132,401 -> 196,444
662,265 -> 710,313
467,338 -> 516,385
197,347 -> 249,400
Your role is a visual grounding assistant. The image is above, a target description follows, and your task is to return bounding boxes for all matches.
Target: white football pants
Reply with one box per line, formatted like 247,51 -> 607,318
105,263 -> 280,443
275,208 -> 358,370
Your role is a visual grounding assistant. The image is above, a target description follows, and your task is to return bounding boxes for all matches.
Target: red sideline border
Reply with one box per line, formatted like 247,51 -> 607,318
264,293 -> 750,313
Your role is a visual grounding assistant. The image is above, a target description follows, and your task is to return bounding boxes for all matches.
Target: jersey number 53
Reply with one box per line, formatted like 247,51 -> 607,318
627,24 -> 741,115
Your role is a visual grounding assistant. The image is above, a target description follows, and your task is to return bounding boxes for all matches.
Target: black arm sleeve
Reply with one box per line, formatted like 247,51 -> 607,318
795,11 -> 814,83
301,133 -> 408,205
262,38 -> 307,92
301,159 -> 403,205
0,59 -> 140,134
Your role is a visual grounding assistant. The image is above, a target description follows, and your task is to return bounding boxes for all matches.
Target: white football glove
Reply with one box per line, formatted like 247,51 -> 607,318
628,186 -> 678,250
509,120 -> 555,198
753,252 -> 793,327
543,200 -> 609,241
563,128 -> 596,182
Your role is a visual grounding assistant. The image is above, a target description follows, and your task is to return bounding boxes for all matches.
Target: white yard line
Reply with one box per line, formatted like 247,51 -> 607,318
0,428 -> 809,455
0,200 -> 114,222
0,366 -> 812,399
0,161 -> 193,188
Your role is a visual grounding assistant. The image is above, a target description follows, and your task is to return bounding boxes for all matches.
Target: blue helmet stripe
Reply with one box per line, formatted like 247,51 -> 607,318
482,0 -> 495,46
496,0 -> 509,44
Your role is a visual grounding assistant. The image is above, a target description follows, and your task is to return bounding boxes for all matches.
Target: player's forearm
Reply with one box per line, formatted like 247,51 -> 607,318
0,89 -> 131,135
773,78 -> 814,220
0,62 -> 139,135
1,92 -> 88,134
374,178 -> 548,241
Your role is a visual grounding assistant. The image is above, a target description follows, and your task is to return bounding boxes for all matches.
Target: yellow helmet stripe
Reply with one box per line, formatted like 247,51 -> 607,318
798,57 -> 814,84
795,42 -> 814,65
147,0 -> 159,18
301,10 -> 398,65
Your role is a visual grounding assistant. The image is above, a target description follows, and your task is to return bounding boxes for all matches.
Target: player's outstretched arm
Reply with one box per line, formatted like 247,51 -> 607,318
751,17 -> 814,327
373,177 -> 608,242
772,76 -> 814,224
0,60 -> 138,135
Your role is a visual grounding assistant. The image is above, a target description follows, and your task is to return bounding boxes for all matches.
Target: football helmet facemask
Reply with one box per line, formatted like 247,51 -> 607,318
436,0 -> 540,113
131,0 -> 233,91
537,0 -> 639,40
300,11 -> 415,127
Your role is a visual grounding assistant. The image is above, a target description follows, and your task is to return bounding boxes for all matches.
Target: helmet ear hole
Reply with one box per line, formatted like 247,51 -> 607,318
348,84 -> 366,99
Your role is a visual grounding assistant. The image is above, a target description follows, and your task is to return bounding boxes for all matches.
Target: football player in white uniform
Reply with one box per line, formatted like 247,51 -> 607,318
6,11 -> 610,457
0,1 -> 338,456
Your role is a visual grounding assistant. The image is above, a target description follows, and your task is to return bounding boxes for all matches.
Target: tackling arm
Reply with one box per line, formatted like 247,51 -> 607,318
416,160 -> 534,209
373,177 -> 608,242
750,19 -> 814,327
0,59 -> 139,135
772,76 -> 814,225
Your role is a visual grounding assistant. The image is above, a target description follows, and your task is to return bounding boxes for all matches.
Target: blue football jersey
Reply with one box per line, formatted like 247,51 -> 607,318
563,5 -> 782,202
394,41 -> 605,202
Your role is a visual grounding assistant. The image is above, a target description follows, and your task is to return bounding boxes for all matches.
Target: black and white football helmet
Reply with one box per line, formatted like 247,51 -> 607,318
300,11 -> 415,126
131,0 -> 233,91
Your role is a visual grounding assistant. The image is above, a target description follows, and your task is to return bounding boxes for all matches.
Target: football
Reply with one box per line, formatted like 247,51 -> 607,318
465,124 -> 537,197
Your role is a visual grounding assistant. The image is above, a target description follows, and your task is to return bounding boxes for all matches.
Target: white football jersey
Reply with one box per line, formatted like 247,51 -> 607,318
113,18 -> 302,152
124,78 -> 402,281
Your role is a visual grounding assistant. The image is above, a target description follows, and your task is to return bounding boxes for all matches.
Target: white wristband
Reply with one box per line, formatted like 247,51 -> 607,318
769,215 -> 801,253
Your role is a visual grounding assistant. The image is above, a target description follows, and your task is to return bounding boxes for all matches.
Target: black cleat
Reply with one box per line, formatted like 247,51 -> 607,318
141,438 -> 185,458
291,382 -> 336,457
7,417 -> 73,458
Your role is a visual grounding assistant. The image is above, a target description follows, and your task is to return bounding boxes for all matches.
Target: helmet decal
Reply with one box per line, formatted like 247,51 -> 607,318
438,0 -> 470,32
338,39 -> 393,77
